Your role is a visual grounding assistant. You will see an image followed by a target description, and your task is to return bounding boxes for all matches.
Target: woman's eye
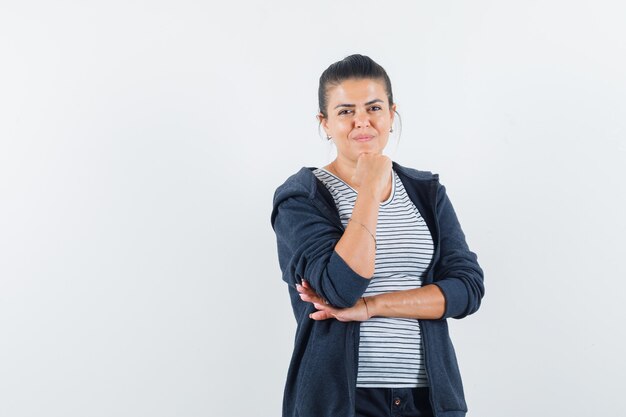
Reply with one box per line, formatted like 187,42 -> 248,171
370,106 -> 382,111
338,109 -> 353,115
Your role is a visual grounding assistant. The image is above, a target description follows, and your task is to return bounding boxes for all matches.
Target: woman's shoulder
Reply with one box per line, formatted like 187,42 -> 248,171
271,166 -> 339,227
273,167 -> 318,200
272,167 -> 333,215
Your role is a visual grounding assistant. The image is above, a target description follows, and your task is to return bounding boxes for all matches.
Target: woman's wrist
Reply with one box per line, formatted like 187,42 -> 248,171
357,183 -> 384,203
362,297 -> 370,319
363,296 -> 376,318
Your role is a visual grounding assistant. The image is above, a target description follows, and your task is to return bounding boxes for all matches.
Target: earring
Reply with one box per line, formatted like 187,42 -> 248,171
390,127 -> 394,133
326,135 -> 332,140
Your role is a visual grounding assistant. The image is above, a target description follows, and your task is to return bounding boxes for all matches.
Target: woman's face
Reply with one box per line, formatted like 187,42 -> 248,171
320,78 -> 396,163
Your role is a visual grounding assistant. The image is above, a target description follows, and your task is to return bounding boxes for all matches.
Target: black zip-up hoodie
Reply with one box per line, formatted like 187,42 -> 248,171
271,161 -> 485,417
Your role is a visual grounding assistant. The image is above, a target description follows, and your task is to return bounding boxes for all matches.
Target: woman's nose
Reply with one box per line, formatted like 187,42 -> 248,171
354,111 -> 370,128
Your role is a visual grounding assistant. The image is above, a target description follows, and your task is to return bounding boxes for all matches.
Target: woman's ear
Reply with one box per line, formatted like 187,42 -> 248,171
317,113 -> 329,135
390,103 -> 397,123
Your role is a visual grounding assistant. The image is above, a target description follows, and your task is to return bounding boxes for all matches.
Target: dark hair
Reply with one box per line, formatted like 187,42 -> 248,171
318,54 -> 394,119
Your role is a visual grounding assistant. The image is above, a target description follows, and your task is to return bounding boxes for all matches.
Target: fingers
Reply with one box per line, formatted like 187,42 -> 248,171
302,280 -> 326,302
309,310 -> 333,320
296,283 -> 314,299
313,302 -> 328,310
296,281 -> 328,305
296,280 -> 335,321
312,301 -> 336,314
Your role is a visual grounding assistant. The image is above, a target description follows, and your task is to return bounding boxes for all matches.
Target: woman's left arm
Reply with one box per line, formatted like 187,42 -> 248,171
366,285 -> 445,319
298,280 -> 445,321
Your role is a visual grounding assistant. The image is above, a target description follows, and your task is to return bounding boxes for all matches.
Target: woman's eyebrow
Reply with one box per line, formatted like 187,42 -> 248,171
333,99 -> 384,110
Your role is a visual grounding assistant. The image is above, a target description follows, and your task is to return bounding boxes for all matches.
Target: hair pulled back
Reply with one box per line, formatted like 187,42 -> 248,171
318,54 -> 394,119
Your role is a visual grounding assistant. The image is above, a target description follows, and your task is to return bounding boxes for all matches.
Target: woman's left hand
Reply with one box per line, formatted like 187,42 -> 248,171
296,280 -> 370,322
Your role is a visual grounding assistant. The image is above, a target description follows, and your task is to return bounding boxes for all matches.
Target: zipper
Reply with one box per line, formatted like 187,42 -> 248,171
351,322 -> 359,416
422,178 -> 441,417
420,320 -> 438,417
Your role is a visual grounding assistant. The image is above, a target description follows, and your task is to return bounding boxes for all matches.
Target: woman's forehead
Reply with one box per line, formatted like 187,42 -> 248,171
327,78 -> 388,104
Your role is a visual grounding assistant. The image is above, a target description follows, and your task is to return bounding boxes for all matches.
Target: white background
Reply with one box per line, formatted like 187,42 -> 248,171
1,1 -> 625,416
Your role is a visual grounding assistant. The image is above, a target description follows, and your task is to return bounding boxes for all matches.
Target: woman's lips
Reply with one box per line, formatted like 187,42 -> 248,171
353,135 -> 374,142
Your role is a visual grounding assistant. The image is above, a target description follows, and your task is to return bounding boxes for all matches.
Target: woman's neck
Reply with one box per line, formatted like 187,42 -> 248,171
325,158 -> 357,188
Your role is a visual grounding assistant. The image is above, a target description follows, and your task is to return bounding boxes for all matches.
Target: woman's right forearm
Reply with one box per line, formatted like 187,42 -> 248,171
333,185 -> 380,278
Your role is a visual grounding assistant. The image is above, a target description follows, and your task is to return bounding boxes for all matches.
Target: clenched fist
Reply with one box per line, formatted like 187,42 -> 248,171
352,153 -> 392,202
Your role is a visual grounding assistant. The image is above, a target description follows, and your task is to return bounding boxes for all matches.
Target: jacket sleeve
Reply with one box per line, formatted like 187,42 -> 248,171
271,195 -> 371,308
431,184 -> 485,319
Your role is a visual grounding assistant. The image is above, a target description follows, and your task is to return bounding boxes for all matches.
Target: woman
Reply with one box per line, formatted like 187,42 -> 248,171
270,54 -> 484,417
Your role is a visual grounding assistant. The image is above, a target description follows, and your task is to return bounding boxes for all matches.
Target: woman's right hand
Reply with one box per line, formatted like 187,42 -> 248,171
351,153 -> 392,201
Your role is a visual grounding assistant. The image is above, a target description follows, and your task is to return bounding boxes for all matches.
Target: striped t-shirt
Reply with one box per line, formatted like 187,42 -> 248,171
313,167 -> 434,388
